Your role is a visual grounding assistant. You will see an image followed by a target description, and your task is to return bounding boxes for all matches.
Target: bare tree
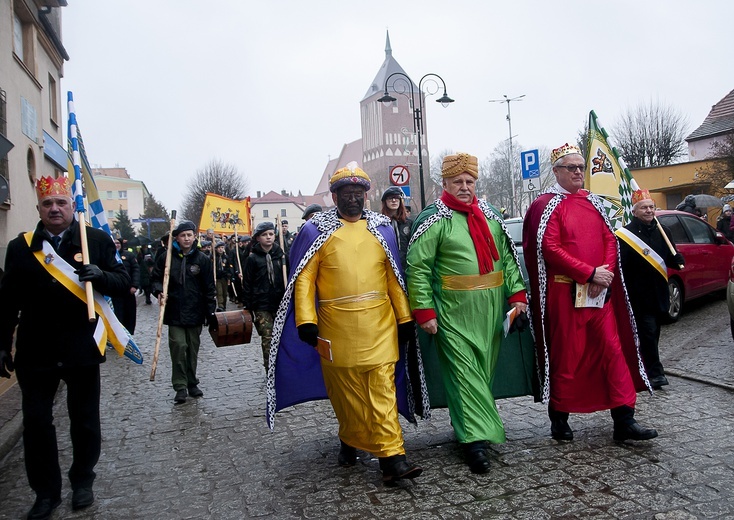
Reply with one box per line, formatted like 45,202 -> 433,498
612,100 -> 689,168
180,159 -> 249,226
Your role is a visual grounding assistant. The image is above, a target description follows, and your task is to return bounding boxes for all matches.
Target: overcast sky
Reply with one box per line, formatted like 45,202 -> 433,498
61,0 -> 734,212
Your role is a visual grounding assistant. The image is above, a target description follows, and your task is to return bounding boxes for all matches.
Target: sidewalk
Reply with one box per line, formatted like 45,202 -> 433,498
1,298 -> 733,518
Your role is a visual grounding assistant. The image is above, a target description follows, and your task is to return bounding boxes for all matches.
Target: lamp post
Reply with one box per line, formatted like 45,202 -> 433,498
489,94 -> 525,217
378,72 -> 454,209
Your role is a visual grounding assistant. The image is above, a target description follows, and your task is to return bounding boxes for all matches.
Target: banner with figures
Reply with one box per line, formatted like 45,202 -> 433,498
199,193 -> 252,235
585,110 -> 638,230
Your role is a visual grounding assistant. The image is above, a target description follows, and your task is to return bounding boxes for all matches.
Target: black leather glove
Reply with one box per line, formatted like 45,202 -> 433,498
397,321 -> 415,344
0,350 -> 14,378
673,253 -> 685,269
509,311 -> 529,334
297,323 -> 319,347
207,314 -> 219,330
75,264 -> 105,283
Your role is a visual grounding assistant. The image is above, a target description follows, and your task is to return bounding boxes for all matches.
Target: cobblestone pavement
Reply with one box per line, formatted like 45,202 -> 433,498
1,296 -> 733,519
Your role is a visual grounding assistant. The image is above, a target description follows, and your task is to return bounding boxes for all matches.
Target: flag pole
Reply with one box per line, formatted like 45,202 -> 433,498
67,93 -> 96,322
150,210 -> 176,381
275,215 -> 288,287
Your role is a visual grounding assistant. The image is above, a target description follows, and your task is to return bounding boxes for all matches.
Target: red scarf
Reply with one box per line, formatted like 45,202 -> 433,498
441,191 -> 499,274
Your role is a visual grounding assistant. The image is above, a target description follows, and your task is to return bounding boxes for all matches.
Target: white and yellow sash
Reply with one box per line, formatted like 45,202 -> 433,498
615,227 -> 668,282
24,232 -> 129,357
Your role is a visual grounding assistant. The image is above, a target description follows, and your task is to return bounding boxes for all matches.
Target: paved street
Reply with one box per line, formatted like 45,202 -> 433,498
1,294 -> 733,519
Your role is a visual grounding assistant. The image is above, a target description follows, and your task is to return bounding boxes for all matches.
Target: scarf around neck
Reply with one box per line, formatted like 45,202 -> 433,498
440,191 -> 499,274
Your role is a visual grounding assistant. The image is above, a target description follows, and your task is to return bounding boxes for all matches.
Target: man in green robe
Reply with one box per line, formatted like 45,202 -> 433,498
406,153 -> 528,474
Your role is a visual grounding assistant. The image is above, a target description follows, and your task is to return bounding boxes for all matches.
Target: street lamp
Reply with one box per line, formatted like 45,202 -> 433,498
378,72 -> 454,209
489,94 -> 525,217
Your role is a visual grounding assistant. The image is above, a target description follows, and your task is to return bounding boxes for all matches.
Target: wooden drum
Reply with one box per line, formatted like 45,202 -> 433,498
209,310 -> 253,347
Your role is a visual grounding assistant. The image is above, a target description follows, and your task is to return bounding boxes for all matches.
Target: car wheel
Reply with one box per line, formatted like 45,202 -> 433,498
667,278 -> 683,322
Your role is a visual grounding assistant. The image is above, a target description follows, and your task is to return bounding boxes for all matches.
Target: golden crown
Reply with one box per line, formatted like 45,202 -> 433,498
329,161 -> 371,192
36,176 -> 72,200
550,143 -> 582,164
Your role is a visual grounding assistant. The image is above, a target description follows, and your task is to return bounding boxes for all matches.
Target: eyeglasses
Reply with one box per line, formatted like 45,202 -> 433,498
557,165 -> 586,173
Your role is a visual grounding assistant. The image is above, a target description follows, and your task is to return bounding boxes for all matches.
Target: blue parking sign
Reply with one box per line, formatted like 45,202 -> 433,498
521,149 -> 540,179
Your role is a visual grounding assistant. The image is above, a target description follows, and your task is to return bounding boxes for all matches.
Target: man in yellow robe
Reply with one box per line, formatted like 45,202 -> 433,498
269,162 -> 424,485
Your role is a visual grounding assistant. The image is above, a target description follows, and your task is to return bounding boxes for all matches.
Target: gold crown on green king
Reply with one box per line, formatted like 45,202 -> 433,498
551,143 -> 582,164
329,161 -> 371,192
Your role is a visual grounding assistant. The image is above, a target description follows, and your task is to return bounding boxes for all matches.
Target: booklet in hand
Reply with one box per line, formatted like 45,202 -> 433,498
315,336 -> 333,362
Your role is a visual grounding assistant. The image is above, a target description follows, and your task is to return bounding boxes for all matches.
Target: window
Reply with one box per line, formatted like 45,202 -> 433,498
118,190 -> 127,199
263,209 -> 269,218
682,215 -> 715,245
281,209 -> 287,217
48,75 -> 58,125
658,215 -> 689,244
0,88 -> 8,203
26,148 -> 36,184
13,10 -> 36,74
21,97 -> 37,142
108,210 -> 114,218
106,191 -> 113,199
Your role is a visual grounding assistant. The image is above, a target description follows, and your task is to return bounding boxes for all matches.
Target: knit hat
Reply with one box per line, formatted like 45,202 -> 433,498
329,161 -> 371,192
381,186 -> 404,201
442,153 -> 479,179
172,220 -> 197,237
253,221 -> 275,239
724,204 -> 732,212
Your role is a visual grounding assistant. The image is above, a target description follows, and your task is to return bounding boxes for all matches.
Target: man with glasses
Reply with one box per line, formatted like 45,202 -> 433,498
523,143 -> 657,443
266,162 -> 428,485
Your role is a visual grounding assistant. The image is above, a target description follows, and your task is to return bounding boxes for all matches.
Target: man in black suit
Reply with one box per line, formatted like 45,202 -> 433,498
0,176 -> 130,519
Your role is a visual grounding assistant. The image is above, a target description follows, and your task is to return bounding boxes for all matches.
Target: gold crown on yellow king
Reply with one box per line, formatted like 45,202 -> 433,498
329,161 -> 371,192
35,176 -> 72,201
551,143 -> 582,164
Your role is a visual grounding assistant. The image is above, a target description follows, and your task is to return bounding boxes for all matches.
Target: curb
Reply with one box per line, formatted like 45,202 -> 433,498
0,411 -> 22,462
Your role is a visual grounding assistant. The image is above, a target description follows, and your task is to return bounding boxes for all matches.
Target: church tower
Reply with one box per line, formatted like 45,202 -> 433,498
361,32 -> 430,211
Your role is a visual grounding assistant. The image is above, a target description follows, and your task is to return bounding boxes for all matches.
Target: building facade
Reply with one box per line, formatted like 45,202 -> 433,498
91,166 -> 150,234
0,0 -> 68,266
686,89 -> 734,160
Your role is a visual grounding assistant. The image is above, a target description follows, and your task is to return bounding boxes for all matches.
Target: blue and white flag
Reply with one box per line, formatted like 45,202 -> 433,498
67,92 -> 143,364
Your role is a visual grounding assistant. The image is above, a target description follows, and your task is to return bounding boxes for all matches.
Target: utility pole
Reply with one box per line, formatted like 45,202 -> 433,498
489,94 -> 525,217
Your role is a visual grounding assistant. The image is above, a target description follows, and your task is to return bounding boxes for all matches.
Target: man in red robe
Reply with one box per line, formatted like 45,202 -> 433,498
522,143 -> 657,442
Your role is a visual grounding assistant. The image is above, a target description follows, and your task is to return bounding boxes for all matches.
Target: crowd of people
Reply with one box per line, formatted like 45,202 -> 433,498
0,144 -> 696,517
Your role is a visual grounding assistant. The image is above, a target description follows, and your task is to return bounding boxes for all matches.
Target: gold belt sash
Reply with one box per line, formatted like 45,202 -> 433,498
553,275 -> 573,284
442,271 -> 503,291
319,290 -> 387,306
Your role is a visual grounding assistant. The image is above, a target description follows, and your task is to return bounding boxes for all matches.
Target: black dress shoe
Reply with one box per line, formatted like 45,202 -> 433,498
551,419 -> 573,441
187,385 -> 204,398
72,487 -> 95,510
463,442 -> 491,474
27,496 -> 61,520
174,389 -> 187,403
613,421 -> 659,441
649,375 -> 669,390
380,455 -> 423,484
337,441 -> 356,467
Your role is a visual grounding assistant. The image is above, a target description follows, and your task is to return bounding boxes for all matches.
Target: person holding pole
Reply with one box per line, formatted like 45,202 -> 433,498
151,220 -> 217,404
214,240 -> 232,310
0,176 -> 130,518
241,221 -> 288,371
617,188 -> 684,389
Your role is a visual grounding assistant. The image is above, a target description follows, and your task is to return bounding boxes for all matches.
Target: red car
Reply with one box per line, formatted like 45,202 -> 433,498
655,210 -> 734,321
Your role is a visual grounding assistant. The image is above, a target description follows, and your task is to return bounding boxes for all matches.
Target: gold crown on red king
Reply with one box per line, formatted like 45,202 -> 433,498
35,176 -> 72,200
550,143 -> 582,164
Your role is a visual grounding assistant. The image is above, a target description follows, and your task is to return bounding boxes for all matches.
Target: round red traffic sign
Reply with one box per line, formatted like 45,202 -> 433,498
389,165 -> 410,186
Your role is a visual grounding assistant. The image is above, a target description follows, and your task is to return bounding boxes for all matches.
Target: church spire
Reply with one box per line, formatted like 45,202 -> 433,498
385,30 -> 392,57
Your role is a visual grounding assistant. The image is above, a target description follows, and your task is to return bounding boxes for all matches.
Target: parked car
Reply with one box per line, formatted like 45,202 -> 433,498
727,256 -> 734,341
656,210 -> 734,321
504,211 -> 734,322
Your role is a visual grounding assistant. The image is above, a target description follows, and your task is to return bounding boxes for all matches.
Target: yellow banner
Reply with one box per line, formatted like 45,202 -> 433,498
199,193 -> 251,235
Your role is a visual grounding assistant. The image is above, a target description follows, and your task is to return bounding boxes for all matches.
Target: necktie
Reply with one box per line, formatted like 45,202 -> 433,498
51,236 -> 61,251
